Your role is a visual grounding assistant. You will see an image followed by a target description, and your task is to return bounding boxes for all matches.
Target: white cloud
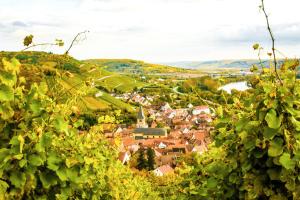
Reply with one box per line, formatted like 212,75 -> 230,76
0,0 -> 300,62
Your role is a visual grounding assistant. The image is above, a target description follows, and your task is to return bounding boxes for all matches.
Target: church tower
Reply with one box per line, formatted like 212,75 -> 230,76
136,106 -> 148,128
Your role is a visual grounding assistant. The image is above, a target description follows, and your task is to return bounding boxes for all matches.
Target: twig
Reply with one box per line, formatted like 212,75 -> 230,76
22,43 -> 58,51
65,30 -> 89,55
261,0 -> 283,84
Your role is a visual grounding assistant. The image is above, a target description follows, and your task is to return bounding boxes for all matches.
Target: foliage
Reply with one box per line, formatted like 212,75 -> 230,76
23,35 -> 34,46
181,57 -> 300,199
137,147 -> 148,170
0,58 -> 159,199
146,148 -> 155,170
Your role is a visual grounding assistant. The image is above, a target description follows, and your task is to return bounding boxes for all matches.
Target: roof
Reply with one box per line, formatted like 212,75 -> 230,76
118,152 -> 129,164
133,128 -> 167,136
155,165 -> 174,174
137,106 -> 145,120
122,137 -> 137,147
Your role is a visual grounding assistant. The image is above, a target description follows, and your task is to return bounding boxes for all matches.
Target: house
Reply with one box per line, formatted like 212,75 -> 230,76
122,137 -> 139,152
192,106 -> 210,115
192,144 -> 208,154
158,142 -> 167,149
118,152 -> 130,165
133,128 -> 167,139
153,165 -> 174,176
161,103 -> 172,111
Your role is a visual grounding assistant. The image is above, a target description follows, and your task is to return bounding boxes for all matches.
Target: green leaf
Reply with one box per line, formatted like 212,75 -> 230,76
290,116 -> 300,131
0,71 -> 17,86
28,154 -> 44,166
265,109 -> 281,129
10,172 -> 26,188
19,159 -> 27,168
279,153 -> 295,170
53,116 -> 68,133
2,58 -> 20,74
39,172 -> 58,189
0,180 -> 9,197
29,100 -> 42,115
267,168 -> 280,180
56,167 -> 68,181
253,43 -> 260,50
0,84 -> 14,102
0,103 -> 14,120
263,127 -> 278,140
268,137 -> 284,157
236,118 -> 249,132
47,153 -> 62,171
206,177 -> 218,189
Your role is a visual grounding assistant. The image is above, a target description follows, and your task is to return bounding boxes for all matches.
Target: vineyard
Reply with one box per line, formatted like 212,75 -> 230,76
1,0 -> 300,199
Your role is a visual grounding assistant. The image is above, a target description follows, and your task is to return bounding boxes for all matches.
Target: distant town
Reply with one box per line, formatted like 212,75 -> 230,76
104,92 -> 213,176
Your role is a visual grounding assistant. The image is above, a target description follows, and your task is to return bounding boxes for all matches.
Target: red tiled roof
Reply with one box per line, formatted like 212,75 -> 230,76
122,137 -> 136,147
118,152 -> 129,163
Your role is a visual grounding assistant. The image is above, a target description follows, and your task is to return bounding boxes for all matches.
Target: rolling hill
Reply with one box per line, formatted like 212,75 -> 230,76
0,51 -> 137,112
84,58 -> 198,74
161,59 -> 275,70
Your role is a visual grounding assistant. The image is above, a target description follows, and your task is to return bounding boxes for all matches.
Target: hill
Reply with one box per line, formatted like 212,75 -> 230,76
84,58 -> 198,74
0,51 -> 136,112
162,59 -> 272,70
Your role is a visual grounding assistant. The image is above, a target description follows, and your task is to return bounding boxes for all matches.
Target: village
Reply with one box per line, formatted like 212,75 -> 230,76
105,92 -> 214,176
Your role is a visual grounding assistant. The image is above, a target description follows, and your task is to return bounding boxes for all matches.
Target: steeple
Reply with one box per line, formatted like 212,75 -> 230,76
137,106 -> 145,120
136,106 -> 148,128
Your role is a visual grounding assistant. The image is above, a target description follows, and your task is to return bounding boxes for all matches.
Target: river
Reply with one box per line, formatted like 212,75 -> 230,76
218,81 -> 250,94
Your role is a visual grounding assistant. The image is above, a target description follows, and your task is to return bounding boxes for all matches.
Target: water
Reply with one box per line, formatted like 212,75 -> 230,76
218,81 -> 250,94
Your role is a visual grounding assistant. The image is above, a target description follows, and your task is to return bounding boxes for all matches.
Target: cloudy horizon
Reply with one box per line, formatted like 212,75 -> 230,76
1,0 -> 300,63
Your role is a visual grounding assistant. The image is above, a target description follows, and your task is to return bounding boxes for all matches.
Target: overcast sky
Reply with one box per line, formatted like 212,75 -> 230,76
0,0 -> 300,62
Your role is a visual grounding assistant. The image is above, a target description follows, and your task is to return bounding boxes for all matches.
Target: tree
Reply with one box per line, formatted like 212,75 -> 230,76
147,148 -> 155,170
137,147 -> 147,170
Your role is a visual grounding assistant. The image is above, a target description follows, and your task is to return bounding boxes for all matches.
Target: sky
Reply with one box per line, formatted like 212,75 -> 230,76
0,0 -> 300,62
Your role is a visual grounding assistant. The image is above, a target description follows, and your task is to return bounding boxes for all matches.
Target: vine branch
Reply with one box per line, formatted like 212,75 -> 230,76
261,0 -> 283,84
22,43 -> 58,51
65,30 -> 89,55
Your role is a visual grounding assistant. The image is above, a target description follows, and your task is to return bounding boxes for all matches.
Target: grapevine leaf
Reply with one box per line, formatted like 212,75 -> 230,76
0,71 -> 17,86
290,116 -> 300,131
39,172 -> 58,189
53,116 -> 68,133
253,43 -> 260,50
0,84 -> 14,102
47,153 -> 62,171
10,172 -> 26,188
267,168 -> 280,180
56,167 -> 68,181
263,127 -> 278,140
265,109 -> 281,129
279,153 -> 295,170
28,154 -> 44,166
268,138 -> 284,157
206,177 -> 218,189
